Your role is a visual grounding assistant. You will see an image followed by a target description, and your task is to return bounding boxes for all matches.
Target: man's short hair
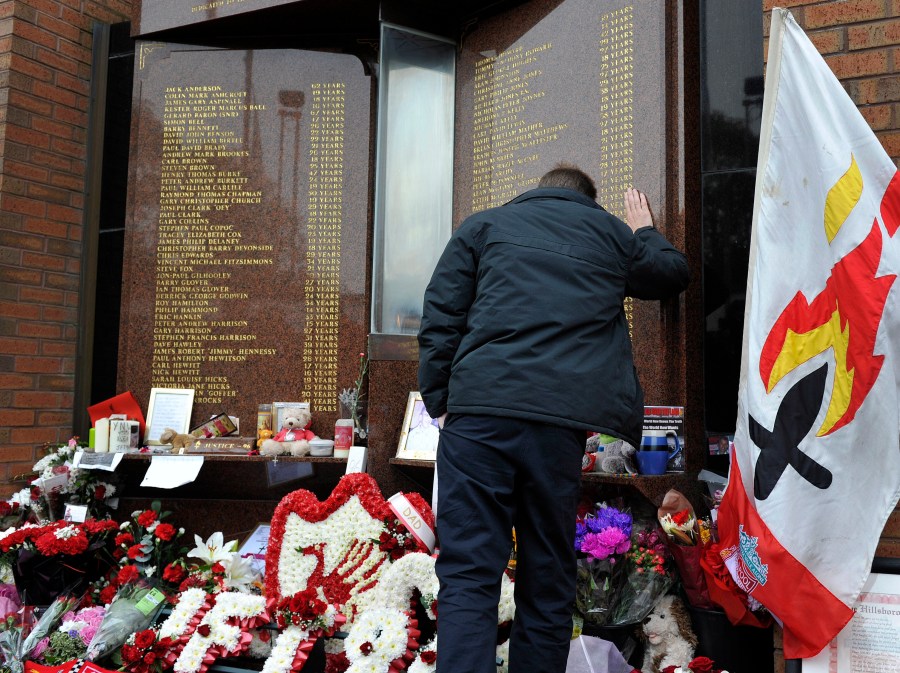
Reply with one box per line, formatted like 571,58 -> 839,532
538,164 -> 597,200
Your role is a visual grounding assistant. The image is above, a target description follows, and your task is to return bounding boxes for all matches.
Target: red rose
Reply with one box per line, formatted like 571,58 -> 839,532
144,651 -> 157,664
94,485 -> 106,500
117,564 -> 140,585
127,544 -> 146,560
197,624 -> 211,637
137,510 -> 157,527
420,651 -> 437,664
154,523 -> 176,541
689,657 -> 715,673
360,642 -> 374,655
134,629 -> 156,649
672,509 -> 691,526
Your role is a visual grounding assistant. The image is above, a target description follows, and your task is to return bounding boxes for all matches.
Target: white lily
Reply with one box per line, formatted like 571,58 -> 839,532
187,532 -> 237,565
223,553 -> 260,592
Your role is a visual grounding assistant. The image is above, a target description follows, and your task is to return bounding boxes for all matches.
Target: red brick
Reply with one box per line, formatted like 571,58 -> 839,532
9,52 -> 53,81
44,272 -> 78,291
27,0 -> 65,17
12,390 -> 61,407
809,28 -> 844,55
36,374 -> 73,391
64,257 -> 79,274
22,251 -> 66,272
32,46 -> 78,78
3,123 -> 50,149
5,158 -> 50,183
31,149 -> 72,173
27,182 -> 72,205
0,409 -> 34,425
17,321 -> 61,338
55,71 -> 90,97
860,104 -> 892,129
10,426 -> 59,444
848,19 -> 900,50
0,445 -> 37,462
32,80 -> 77,107
46,203 -> 80,224
11,20 -> 57,51
22,217 -> 68,238
41,341 -> 75,357
52,104 -> 87,127
15,356 -> 61,373
806,0 -> 887,30
32,116 -> 75,140
46,238 -> 79,257
56,38 -> 90,65
0,372 -> 33,388
0,265 -> 41,285
20,286 -> 65,304
1,193 -> 46,217
50,136 -> 86,159
49,172 -> 82,191
35,13 -> 82,43
42,306 -> 76,322
0,337 -> 38,355
878,130 -> 900,157
0,229 -> 44,251
828,50 -> 892,79
0,300 -> 40,319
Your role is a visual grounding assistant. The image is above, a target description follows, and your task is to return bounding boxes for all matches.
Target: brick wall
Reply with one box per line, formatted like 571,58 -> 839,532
0,0 -> 131,498
764,0 -> 900,166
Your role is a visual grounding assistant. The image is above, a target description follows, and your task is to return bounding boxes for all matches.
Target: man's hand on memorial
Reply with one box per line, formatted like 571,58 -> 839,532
625,187 -> 654,233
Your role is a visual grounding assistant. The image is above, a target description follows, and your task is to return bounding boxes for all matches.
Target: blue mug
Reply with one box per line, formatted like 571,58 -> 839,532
638,431 -> 681,475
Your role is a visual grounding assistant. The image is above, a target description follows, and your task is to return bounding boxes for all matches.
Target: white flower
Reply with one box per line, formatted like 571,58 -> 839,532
188,531 -> 237,565
54,525 -> 79,540
223,553 -> 259,592
143,565 -> 156,577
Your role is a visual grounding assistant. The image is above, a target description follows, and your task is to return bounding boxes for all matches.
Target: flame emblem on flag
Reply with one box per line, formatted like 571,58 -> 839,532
749,158 -> 900,500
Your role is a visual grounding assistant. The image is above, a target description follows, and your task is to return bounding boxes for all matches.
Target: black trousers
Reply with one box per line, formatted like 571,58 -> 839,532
434,414 -> 584,673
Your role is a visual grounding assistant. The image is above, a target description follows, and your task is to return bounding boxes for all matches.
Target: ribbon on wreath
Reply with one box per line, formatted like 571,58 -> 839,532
388,494 -> 435,553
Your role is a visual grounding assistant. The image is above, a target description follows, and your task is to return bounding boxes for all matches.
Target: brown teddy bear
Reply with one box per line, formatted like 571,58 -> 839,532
159,427 -> 196,453
260,407 -> 317,457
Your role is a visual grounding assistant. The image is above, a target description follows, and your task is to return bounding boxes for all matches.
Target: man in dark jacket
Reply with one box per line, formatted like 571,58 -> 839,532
418,165 -> 689,673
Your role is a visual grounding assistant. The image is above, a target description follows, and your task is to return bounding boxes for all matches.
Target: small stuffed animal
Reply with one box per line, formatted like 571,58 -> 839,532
641,595 -> 698,673
593,438 -> 637,474
256,428 -> 274,449
159,427 -> 196,453
260,407 -> 317,457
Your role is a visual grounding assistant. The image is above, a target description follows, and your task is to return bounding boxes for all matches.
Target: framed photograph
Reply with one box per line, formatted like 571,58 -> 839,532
272,402 -> 310,433
145,388 -> 194,445
396,392 -> 440,461
238,522 -> 271,576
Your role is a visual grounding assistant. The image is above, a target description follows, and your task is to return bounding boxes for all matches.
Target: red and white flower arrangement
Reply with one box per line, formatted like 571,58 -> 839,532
662,656 -> 729,673
261,587 -> 345,673
343,607 -> 419,673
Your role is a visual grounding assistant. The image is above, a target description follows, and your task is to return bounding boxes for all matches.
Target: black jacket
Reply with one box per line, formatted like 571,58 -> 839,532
417,187 -> 689,446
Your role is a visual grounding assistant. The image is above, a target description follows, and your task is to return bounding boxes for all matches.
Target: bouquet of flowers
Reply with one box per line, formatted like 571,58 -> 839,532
0,592 -> 81,673
658,490 -> 714,610
34,604 -> 107,664
0,518 -> 119,605
270,586 -> 342,635
85,576 -> 168,661
609,525 -> 673,625
574,503 -> 632,625
162,531 -> 260,595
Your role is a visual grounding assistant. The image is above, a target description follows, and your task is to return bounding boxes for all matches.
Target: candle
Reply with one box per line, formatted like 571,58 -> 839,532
95,417 -> 109,453
88,427 -> 95,449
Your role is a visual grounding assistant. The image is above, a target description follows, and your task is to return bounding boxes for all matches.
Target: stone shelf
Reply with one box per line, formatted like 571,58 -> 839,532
120,452 -> 347,464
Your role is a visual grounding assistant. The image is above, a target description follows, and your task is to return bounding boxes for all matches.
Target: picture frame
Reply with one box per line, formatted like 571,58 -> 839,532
145,387 -> 194,445
272,401 -> 310,434
237,522 -> 271,576
396,391 -> 440,461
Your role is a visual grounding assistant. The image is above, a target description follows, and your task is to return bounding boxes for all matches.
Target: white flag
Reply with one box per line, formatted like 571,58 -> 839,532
718,8 -> 900,659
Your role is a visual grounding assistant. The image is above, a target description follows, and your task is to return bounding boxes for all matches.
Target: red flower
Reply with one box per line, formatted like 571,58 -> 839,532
197,624 -> 211,637
134,629 -> 156,649
420,651 -> 436,664
121,643 -> 141,662
163,562 -> 187,583
94,485 -> 106,500
99,585 -> 118,605
211,561 -> 226,574
30,486 -> 41,501
117,564 -> 140,585
154,523 -> 176,541
34,527 -> 89,556
672,509 -> 692,526
127,544 -> 146,560
113,547 -> 125,560
116,532 -> 134,546
689,657 -> 716,673
360,641 -> 374,655
137,510 -> 157,527
144,651 -> 158,665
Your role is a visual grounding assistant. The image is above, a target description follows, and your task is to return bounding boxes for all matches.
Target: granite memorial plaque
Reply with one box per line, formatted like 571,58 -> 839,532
453,0 -> 681,404
119,44 -> 371,436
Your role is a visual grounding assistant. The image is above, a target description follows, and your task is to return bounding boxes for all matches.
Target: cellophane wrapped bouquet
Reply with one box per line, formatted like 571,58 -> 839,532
574,503 -> 632,625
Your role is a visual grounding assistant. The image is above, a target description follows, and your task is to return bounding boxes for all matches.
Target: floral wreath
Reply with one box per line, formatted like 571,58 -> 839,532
344,607 -> 420,673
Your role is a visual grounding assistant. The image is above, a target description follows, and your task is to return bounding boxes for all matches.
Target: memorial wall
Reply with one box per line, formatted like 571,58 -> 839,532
118,44 -> 371,435
453,0 -> 686,407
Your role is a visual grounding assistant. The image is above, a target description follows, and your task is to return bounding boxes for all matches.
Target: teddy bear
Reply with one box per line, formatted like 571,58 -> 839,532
260,407 -> 317,457
159,427 -> 196,453
641,594 -> 698,673
585,435 -> 638,474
